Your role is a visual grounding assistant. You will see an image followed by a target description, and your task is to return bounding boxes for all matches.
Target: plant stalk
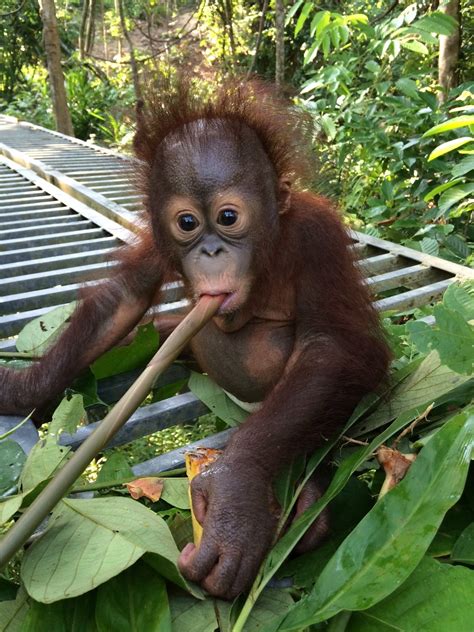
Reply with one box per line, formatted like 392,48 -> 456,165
0,295 -> 223,569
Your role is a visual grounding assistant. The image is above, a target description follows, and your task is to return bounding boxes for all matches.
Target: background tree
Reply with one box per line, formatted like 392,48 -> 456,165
38,0 -> 74,135
438,0 -> 461,101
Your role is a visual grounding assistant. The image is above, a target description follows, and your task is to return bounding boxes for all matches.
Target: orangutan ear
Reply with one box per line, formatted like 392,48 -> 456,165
278,178 -> 292,215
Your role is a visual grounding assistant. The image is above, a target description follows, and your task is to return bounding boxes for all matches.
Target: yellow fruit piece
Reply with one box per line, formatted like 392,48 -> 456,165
185,448 -> 222,546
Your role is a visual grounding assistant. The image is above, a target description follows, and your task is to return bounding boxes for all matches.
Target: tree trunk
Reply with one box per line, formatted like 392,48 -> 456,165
116,0 -> 141,100
79,0 -> 90,59
85,0 -> 97,53
275,0 -> 285,90
114,0 -> 122,59
38,0 -> 74,136
438,0 -> 460,102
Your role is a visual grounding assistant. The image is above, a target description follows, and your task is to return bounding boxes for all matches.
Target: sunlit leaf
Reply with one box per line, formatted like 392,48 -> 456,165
400,39 -> 429,55
428,137 -> 473,161
423,115 -> 474,137
294,2 -> 312,36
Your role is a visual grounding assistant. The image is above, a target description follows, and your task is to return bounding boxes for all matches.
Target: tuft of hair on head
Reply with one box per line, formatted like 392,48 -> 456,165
133,75 -> 316,190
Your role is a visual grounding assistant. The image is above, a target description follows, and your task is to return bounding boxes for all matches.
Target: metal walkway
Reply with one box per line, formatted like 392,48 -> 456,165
0,116 -> 472,472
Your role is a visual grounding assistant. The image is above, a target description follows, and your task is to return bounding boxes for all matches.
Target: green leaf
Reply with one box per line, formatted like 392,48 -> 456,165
420,237 -> 439,256
452,155 -> 474,178
414,11 -> 458,36
438,182 -> 474,214
188,372 -> 249,426
169,591 -> 217,632
353,351 -> 471,435
451,522 -> 474,564
48,395 -> 85,437
400,39 -> 429,55
395,78 -> 419,100
96,452 -> 133,485
428,137 -> 474,161
0,441 -> 26,495
0,494 -> 24,525
423,115 -> 474,137
0,587 -> 29,631
21,497 -> 186,603
96,561 -> 171,632
347,557 -> 474,631
161,478 -> 190,509
309,10 -> 327,38
16,303 -> 76,355
278,409 -> 474,629
443,282 -> 474,321
285,0 -> 304,25
294,1 -> 312,36
19,440 -> 70,492
423,178 -> 463,202
432,304 -> 474,373
23,592 -> 97,632
321,114 -> 337,140
91,322 -> 159,380
445,234 -> 471,260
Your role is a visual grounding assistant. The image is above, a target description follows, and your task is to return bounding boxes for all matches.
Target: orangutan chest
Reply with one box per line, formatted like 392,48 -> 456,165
190,319 -> 295,403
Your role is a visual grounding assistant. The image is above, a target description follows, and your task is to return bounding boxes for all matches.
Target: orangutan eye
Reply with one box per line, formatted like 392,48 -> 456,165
178,213 -> 199,232
218,209 -> 238,226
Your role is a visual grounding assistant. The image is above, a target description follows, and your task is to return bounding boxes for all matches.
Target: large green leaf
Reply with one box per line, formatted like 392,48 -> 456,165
0,441 -> 26,496
96,561 -> 171,632
16,303 -> 76,355
21,497 -> 185,603
188,372 -> 249,426
23,591 -> 97,632
347,557 -> 474,631
277,408 -> 474,630
438,182 -> 474,214
354,351 -> 470,435
91,322 -> 159,380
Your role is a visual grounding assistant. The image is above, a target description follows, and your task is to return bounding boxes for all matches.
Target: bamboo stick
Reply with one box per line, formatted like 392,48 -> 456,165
0,294 -> 224,568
